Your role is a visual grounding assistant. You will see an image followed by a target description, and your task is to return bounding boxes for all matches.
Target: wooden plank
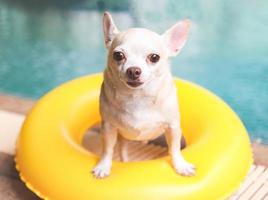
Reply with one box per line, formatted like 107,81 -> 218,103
137,144 -> 164,161
251,181 -> 268,200
229,165 -> 266,200
238,168 -> 268,199
131,144 -> 154,161
249,165 -> 257,175
152,147 -> 168,159
264,192 -> 268,200
123,142 -> 143,159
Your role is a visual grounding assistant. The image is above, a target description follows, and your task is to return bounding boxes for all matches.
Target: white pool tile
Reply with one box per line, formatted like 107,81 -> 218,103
0,110 -> 24,155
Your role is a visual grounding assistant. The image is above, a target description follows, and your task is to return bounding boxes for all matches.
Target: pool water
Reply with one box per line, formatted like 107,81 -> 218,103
0,0 -> 268,143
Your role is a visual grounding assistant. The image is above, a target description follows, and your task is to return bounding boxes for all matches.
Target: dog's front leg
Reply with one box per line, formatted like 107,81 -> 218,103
119,135 -> 129,162
165,124 -> 195,176
92,121 -> 117,178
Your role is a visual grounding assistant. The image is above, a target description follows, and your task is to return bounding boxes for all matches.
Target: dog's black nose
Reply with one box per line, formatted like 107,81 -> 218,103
126,67 -> 141,80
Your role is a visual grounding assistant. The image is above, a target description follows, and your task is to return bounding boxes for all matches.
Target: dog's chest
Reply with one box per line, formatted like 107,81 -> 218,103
110,96 -> 166,140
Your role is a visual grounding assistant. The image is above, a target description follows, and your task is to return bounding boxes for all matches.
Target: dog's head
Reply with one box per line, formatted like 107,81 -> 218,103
103,12 -> 190,89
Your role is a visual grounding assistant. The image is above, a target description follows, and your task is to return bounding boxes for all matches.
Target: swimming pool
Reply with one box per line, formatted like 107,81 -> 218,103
0,0 -> 267,143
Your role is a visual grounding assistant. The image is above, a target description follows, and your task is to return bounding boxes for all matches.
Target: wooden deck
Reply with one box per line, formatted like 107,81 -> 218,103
229,165 -> 268,200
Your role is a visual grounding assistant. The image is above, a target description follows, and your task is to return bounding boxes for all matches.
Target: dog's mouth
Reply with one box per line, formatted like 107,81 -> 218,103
126,81 -> 144,88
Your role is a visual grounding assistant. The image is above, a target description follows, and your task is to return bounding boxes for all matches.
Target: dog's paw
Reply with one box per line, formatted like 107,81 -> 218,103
173,160 -> 196,176
91,160 -> 112,179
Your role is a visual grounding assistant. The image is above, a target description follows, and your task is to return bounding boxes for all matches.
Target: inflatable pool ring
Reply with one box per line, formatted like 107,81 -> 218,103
15,73 -> 253,200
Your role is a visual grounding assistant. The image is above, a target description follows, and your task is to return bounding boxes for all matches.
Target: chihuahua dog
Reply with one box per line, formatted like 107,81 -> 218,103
92,12 -> 195,178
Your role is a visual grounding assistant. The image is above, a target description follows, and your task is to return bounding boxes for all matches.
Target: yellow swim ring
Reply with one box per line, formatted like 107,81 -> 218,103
15,73 -> 252,200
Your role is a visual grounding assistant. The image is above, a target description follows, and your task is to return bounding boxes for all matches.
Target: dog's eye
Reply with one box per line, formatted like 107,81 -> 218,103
148,54 -> 160,63
113,51 -> 125,62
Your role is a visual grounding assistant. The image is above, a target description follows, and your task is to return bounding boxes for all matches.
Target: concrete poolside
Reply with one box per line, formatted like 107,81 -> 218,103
0,94 -> 268,199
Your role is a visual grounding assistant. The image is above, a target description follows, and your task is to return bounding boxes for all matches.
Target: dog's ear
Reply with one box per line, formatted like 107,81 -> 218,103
162,20 -> 191,57
103,12 -> 119,49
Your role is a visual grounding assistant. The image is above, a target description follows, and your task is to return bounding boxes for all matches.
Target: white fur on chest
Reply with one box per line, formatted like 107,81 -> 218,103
111,98 -> 166,140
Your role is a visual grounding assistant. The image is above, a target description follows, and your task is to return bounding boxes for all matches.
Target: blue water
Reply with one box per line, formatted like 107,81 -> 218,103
0,0 -> 267,143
